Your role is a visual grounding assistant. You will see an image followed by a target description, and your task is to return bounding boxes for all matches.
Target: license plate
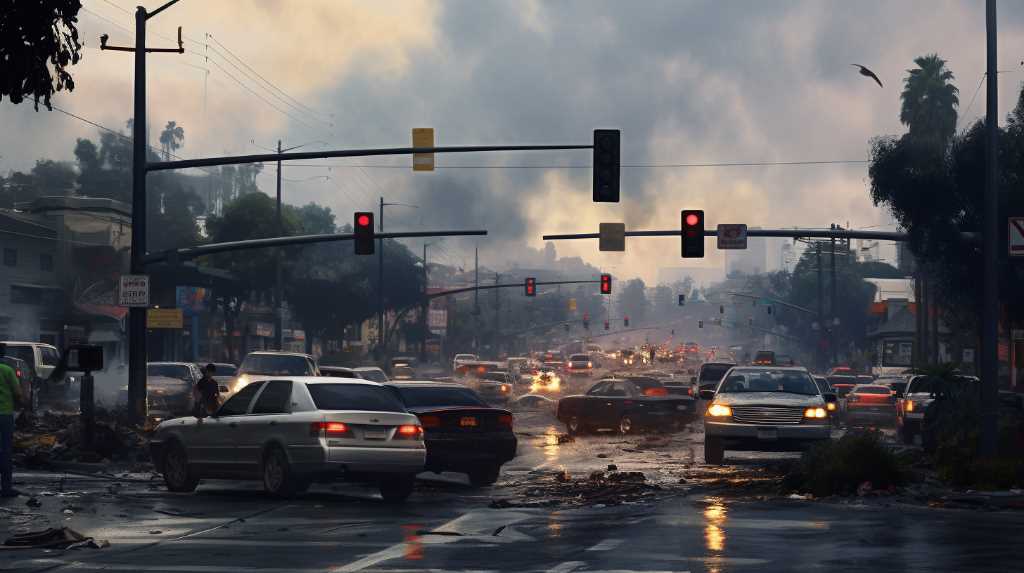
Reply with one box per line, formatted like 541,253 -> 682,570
757,428 -> 778,440
459,417 -> 478,427
364,429 -> 387,440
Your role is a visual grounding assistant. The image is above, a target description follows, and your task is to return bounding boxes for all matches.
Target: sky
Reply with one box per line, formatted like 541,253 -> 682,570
4,0 -> 1024,284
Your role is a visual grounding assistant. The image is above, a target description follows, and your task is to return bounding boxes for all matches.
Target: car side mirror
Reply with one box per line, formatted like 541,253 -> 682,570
699,389 -> 716,401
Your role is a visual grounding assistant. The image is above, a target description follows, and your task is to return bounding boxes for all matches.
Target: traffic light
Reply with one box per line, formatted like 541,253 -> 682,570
719,305 -> 724,314
699,320 -> 704,329
678,294 -> 685,306
593,129 -> 620,202
604,320 -> 610,330
623,315 -> 630,327
681,209 -> 704,258
525,277 -> 537,297
600,273 -> 612,295
354,212 -> 374,255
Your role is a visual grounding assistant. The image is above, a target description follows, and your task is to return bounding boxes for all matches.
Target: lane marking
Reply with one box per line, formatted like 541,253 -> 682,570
547,561 -> 586,573
586,538 -> 624,552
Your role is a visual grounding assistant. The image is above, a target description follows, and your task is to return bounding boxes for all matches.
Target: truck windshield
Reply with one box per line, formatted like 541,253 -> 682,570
719,370 -> 818,395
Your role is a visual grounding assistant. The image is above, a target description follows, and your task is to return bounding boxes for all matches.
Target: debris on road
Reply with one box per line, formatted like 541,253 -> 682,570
12,411 -> 152,467
2,527 -> 107,550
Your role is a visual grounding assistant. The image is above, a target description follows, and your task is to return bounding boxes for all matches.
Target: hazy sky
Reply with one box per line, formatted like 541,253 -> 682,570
4,0 -> 1024,283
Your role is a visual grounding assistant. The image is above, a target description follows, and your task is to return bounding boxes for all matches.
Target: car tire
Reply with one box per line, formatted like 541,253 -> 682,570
378,474 -> 416,503
163,442 -> 200,493
566,416 -> 586,436
467,464 -> 502,487
618,415 -> 634,435
704,437 -> 725,465
262,446 -> 304,498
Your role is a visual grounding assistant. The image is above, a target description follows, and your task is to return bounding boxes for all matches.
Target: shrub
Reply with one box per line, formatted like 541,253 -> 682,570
786,431 -> 905,497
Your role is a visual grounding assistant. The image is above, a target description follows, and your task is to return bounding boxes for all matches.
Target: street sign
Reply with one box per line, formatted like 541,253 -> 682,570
717,224 -> 748,250
568,298 -> 577,312
146,308 -> 183,329
412,128 -> 435,171
118,275 -> 150,307
599,222 -> 625,251
1010,217 -> 1024,256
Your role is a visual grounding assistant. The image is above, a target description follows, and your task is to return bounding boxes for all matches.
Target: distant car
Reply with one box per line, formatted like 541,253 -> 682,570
775,354 -> 796,367
150,378 -> 425,501
827,375 -> 859,399
620,350 -> 636,367
386,381 -> 516,486
897,374 -> 979,444
529,368 -> 562,394
319,366 -> 363,379
566,353 -> 593,377
633,373 -> 693,398
452,354 -> 479,373
876,377 -> 908,398
146,362 -> 204,416
702,366 -> 831,463
696,362 -> 736,394
845,384 -> 897,426
232,351 -> 320,393
476,371 -> 514,405
391,366 -> 416,380
557,378 -> 696,435
353,367 -> 389,383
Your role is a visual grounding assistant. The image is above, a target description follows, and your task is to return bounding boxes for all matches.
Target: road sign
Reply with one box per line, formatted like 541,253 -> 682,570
118,275 -> 150,307
599,222 -> 625,251
568,298 -> 577,312
717,224 -> 748,250
146,308 -> 183,329
1010,217 -> 1024,256
412,128 -> 434,171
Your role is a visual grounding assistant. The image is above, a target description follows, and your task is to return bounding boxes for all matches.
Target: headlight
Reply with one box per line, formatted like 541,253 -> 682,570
234,375 -> 250,390
706,403 -> 732,417
587,362 -> 593,368
826,402 -> 837,411
500,384 -> 509,393
904,400 -> 914,412
804,407 -> 827,419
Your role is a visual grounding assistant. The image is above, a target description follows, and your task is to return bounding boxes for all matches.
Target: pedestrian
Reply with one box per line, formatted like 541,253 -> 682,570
0,344 -> 23,498
193,363 -> 221,418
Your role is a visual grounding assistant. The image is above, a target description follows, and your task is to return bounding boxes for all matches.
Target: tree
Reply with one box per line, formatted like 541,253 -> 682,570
0,0 -> 83,110
617,278 -> 649,326
900,54 -> 959,149
158,121 -> 184,160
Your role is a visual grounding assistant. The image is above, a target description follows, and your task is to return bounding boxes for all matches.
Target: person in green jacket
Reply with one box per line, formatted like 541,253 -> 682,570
0,350 -> 22,497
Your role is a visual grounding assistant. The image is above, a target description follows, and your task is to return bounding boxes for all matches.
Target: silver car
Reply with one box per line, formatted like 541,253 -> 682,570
702,366 -> 831,464
150,377 -> 426,501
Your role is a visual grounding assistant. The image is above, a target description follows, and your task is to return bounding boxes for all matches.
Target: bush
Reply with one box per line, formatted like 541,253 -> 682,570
785,431 -> 905,497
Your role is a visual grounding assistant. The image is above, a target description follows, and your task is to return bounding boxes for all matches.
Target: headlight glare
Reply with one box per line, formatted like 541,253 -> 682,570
804,407 -> 827,419
706,403 -> 732,417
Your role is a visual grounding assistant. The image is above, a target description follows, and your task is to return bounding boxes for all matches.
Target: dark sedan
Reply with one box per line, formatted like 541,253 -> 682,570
556,378 -> 696,435
385,382 -> 517,486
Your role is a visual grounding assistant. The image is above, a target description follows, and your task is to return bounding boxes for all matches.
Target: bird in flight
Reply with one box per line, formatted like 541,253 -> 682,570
851,64 -> 883,88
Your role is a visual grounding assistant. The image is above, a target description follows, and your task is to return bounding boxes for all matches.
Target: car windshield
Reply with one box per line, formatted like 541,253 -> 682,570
356,369 -> 388,383
699,364 -> 733,383
307,384 -> 406,411
240,354 -> 313,376
719,370 -> 819,395
395,386 -> 487,407
570,354 -> 589,362
148,364 -> 191,381
4,346 -> 34,367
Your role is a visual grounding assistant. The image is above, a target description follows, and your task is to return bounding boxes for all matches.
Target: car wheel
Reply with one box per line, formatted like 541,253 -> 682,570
467,465 -> 502,487
566,416 -> 585,436
618,415 -> 634,435
378,474 -> 416,502
704,437 -> 725,465
163,442 -> 200,493
262,446 -> 304,498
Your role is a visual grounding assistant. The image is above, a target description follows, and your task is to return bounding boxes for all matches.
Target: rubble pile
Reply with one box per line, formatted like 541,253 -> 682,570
12,411 -> 152,467
492,469 -> 673,509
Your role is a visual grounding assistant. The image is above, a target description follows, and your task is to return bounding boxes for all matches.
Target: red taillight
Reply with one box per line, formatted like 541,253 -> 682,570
497,414 -> 514,429
419,415 -> 441,428
15,369 -> 22,379
396,424 -> 423,439
643,387 -> 668,397
311,421 -> 350,437
687,387 -> 694,397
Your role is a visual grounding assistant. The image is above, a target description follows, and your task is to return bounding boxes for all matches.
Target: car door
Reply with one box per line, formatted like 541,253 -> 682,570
602,382 -> 631,426
197,381 -> 265,473
579,382 -> 610,427
238,380 -> 295,473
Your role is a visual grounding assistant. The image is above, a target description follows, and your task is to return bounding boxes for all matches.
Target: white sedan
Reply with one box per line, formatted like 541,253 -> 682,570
150,377 -> 426,501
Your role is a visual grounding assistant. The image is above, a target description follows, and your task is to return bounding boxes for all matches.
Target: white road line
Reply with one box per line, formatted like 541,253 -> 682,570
546,561 -> 586,573
586,538 -> 624,552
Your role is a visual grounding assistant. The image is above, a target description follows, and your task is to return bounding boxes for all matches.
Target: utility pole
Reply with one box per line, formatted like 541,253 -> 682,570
816,242 -> 825,370
100,0 -> 184,425
473,246 -> 480,354
275,140 -> 283,351
980,0 -> 999,456
830,232 -> 837,366
378,197 -> 385,359
494,272 -> 501,359
420,243 -> 429,362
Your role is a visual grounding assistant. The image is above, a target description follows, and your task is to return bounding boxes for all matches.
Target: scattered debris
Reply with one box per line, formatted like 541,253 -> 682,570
555,434 -> 574,445
607,464 -> 618,471
597,454 -> 609,459
13,411 -> 152,467
555,470 -> 571,483
2,527 -> 106,550
25,498 -> 41,508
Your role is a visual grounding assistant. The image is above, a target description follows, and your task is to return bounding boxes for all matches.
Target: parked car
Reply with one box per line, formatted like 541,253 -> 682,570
231,351 -> 320,393
353,367 -> 389,383
695,362 -> 736,395
566,353 -> 594,377
1,341 -> 64,408
0,355 -> 34,411
475,371 -> 514,405
385,381 -> 516,486
701,366 -> 831,464
845,384 -> 897,426
897,374 -> 979,445
146,362 -> 204,416
150,378 -> 425,501
557,378 -> 697,435
319,366 -> 362,378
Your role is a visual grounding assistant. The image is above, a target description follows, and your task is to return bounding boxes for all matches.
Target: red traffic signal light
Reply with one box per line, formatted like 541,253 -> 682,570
354,212 -> 374,255
525,277 -> 537,297
600,273 -> 612,294
681,209 -> 704,258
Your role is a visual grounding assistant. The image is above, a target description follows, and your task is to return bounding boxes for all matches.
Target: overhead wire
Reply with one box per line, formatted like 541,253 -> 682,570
282,159 -> 870,170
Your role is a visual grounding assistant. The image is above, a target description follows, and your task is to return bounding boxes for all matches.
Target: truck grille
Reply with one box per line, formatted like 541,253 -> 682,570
730,405 -> 805,425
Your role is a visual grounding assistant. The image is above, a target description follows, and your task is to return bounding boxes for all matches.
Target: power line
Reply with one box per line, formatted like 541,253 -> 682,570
203,57 -> 324,133
282,159 -> 870,169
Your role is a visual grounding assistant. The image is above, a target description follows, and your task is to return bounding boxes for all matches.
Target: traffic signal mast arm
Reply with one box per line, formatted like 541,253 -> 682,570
544,228 -> 913,242
427,279 -> 600,300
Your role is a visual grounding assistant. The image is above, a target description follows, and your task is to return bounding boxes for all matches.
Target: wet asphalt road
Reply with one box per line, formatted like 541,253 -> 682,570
3,383 -> 1024,573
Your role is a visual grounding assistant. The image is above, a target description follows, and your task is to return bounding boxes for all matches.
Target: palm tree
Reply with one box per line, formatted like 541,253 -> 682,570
900,54 -> 959,149
158,120 -> 184,160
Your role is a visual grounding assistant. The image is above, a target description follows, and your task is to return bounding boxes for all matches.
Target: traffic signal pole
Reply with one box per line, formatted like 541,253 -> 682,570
980,0 -> 999,456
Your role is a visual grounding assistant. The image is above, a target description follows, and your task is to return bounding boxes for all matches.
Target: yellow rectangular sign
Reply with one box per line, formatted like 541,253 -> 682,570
412,128 -> 435,171
147,308 -> 184,329
568,298 -> 577,312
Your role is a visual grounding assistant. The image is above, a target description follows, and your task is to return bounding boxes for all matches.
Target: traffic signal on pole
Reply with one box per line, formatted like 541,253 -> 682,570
678,294 -> 685,306
699,320 -> 704,329
604,320 -> 609,330
600,273 -> 612,294
681,209 -> 704,258
593,129 -> 620,202
624,316 -> 630,327
354,212 -> 374,255
525,277 -> 537,297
